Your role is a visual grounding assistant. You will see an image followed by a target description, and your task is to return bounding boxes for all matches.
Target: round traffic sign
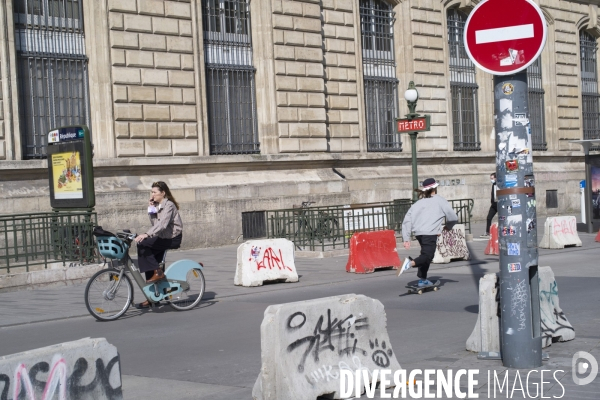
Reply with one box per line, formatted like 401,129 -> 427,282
464,0 -> 547,75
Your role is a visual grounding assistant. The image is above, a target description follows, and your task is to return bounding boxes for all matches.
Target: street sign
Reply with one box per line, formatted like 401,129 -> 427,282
396,115 -> 430,133
464,0 -> 547,75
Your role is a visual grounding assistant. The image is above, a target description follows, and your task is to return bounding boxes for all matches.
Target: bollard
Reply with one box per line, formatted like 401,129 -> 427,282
494,72 -> 542,368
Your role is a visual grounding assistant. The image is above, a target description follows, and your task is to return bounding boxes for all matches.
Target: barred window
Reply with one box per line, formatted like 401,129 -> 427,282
447,8 -> 480,151
360,0 -> 400,152
580,30 -> 600,149
202,0 -> 259,155
14,0 -> 90,159
527,58 -> 546,151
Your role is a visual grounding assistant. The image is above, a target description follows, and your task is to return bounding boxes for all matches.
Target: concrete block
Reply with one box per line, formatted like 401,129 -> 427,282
112,67 -> 141,85
114,122 -> 130,138
143,105 -> 171,121
539,266 -> 575,346
124,14 -> 152,33
293,17 -> 321,33
0,338 -> 122,399
167,36 -> 193,53
306,63 -> 323,77
0,272 -> 29,291
171,105 -> 197,122
252,294 -> 401,400
274,45 -> 295,60
109,0 -> 136,13
279,137 -> 300,152
281,1 -> 303,17
114,104 -> 143,120
287,92 -> 308,107
116,139 -> 145,156
139,33 -> 167,51
172,139 -> 199,155
295,47 -> 322,62
234,239 -> 298,287
296,77 -> 324,92
273,14 -> 294,30
165,1 -> 191,19
307,93 -> 325,107
155,53 -> 180,69
168,71 -> 195,87
466,273 -> 500,353
277,107 -> 298,122
109,12 -> 124,30
126,50 -> 154,68
64,264 -> 105,281
181,54 -> 194,70
300,138 -> 327,152
158,123 -> 185,138
284,30 -> 305,46
276,76 -> 297,91
28,268 -> 65,286
324,10 -> 345,25
539,216 -> 582,249
110,31 -> 139,49
152,17 -> 179,35
113,85 -> 128,102
145,139 -> 172,156
185,123 -> 198,138
111,49 -> 126,66
298,108 -> 326,122
141,69 -> 169,86
128,86 -> 156,103
432,224 -> 470,264
156,87 -> 183,104
182,89 -> 196,105
130,122 -> 158,138
138,0 -> 164,16
179,20 -> 192,36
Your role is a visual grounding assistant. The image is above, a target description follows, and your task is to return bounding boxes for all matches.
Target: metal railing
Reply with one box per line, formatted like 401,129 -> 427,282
266,198 -> 473,251
0,211 -> 98,273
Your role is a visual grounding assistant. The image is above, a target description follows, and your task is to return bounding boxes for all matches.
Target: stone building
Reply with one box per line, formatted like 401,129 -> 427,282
0,0 -> 598,248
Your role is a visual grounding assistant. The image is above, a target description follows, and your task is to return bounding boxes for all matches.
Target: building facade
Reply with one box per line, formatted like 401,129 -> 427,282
1,0 -> 599,248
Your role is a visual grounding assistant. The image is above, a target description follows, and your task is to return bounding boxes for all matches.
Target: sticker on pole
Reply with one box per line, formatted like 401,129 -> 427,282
464,0 -> 547,75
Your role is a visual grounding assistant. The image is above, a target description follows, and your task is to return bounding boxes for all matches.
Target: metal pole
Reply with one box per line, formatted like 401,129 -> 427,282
494,72 -> 543,368
409,132 -> 419,202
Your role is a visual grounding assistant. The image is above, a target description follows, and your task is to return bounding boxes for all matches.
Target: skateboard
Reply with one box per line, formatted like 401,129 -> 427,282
405,280 -> 440,295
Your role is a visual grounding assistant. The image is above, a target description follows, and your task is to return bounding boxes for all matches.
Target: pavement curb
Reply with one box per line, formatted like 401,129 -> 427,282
0,263 -> 105,293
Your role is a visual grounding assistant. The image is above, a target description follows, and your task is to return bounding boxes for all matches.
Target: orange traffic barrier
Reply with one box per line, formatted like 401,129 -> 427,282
484,223 -> 499,255
345,230 -> 402,274
596,230 -> 600,243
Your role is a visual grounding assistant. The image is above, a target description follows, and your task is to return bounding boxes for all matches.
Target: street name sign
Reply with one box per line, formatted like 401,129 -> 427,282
464,0 -> 547,75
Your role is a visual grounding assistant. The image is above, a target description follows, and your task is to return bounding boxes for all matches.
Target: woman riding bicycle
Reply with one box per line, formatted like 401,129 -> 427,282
134,181 -> 183,308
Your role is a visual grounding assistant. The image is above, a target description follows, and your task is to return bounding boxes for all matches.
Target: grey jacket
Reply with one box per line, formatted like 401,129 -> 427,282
147,199 -> 183,239
401,195 -> 458,242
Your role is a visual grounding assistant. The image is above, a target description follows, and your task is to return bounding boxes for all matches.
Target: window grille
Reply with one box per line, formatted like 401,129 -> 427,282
360,0 -> 400,152
527,58 -> 546,151
202,0 -> 259,155
14,0 -> 90,159
447,8 -> 480,151
580,30 -> 600,150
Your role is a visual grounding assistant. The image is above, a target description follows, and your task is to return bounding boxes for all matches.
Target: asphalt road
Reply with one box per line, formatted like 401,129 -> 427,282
1,234 -> 599,399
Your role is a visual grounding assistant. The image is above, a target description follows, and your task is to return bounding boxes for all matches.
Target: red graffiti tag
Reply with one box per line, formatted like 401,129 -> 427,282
256,247 -> 292,271
552,218 -> 576,236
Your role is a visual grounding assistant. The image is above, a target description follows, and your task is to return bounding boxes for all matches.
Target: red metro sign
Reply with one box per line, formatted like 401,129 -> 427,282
464,0 -> 547,75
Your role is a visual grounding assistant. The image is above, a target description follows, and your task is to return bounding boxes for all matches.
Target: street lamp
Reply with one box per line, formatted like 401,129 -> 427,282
404,81 -> 420,201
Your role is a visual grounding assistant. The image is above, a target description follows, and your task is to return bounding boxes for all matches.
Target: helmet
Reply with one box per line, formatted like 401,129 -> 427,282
96,236 -> 128,260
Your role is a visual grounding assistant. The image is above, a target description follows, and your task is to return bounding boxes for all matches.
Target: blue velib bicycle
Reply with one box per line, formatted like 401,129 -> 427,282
85,229 -> 205,321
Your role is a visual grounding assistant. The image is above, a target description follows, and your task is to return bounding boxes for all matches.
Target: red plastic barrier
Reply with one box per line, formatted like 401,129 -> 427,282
484,223 -> 499,255
596,230 -> 600,243
345,230 -> 402,274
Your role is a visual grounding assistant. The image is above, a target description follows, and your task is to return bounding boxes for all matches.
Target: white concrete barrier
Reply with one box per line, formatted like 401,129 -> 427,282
539,216 -> 582,249
466,273 -> 500,353
432,224 -> 470,264
234,239 -> 298,287
0,338 -> 122,399
252,294 -> 401,400
466,267 -> 574,352
539,266 -> 575,346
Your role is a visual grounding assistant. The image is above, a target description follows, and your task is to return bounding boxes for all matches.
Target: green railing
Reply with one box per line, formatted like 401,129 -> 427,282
266,198 -> 473,251
0,211 -> 98,273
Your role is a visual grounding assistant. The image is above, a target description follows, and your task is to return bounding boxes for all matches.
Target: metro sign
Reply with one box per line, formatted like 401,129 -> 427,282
397,116 -> 430,133
464,0 -> 547,75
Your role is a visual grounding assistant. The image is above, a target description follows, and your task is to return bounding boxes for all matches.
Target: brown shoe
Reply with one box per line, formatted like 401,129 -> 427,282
146,269 -> 165,283
135,300 -> 150,309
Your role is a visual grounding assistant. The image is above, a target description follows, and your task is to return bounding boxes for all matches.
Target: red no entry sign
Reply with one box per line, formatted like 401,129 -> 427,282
464,0 -> 547,75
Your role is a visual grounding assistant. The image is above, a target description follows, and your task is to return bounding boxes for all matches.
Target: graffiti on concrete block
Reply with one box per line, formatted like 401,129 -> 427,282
0,355 -> 122,400
436,228 -> 469,260
250,246 -> 292,272
540,280 -> 574,346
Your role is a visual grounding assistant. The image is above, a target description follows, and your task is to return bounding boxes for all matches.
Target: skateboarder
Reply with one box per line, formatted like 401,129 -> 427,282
398,178 -> 458,287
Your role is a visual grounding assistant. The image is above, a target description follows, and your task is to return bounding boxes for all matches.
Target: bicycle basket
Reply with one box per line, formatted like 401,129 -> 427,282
96,236 -> 128,260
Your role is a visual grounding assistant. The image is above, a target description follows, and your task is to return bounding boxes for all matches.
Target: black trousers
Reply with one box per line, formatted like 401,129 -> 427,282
414,235 -> 437,280
486,203 -> 498,234
137,234 -> 182,279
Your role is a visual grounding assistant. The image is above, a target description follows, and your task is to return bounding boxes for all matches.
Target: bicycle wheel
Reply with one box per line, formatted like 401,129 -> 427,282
85,268 -> 133,321
169,268 -> 205,311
